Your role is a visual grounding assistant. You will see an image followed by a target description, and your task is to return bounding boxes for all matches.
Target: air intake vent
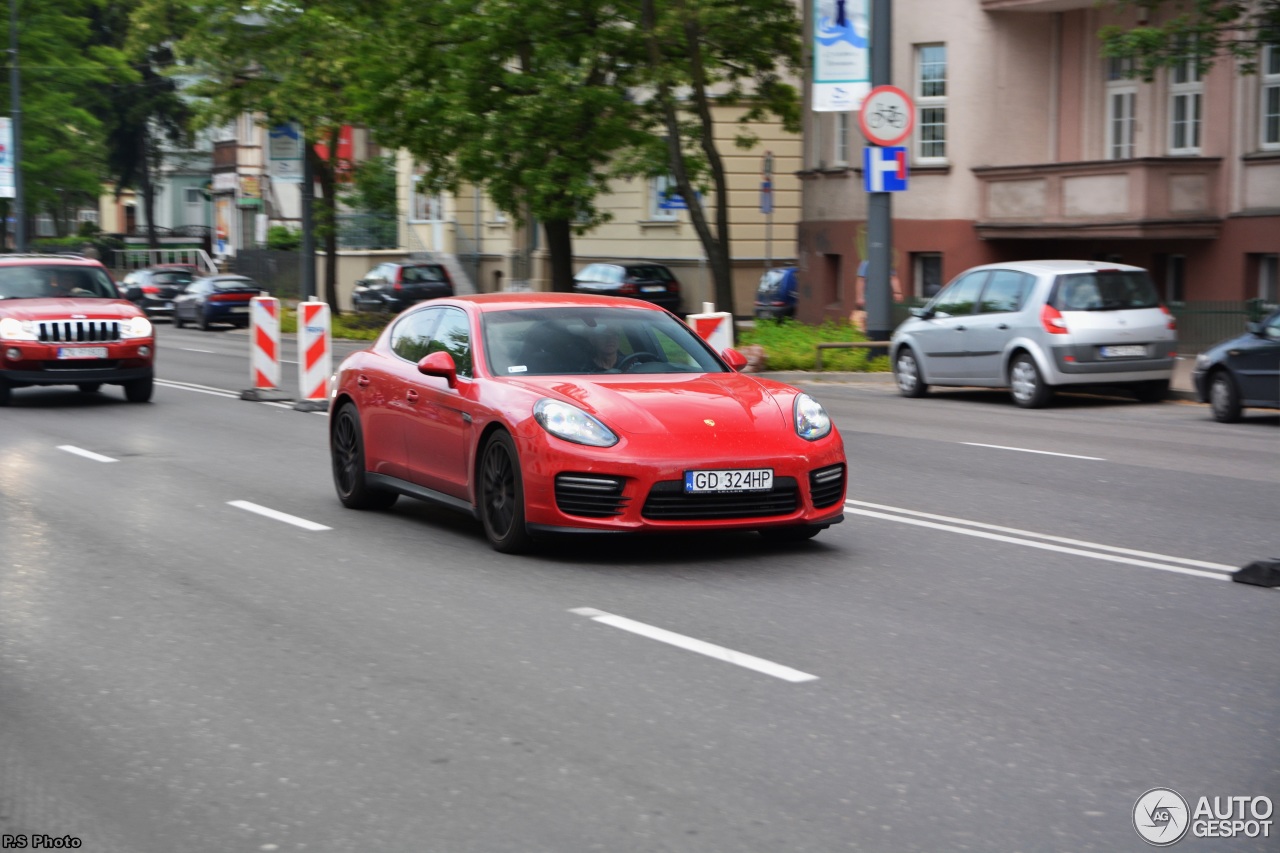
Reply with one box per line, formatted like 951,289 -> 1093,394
37,320 -> 122,343
555,473 -> 629,518
641,477 -> 798,520
809,464 -> 846,508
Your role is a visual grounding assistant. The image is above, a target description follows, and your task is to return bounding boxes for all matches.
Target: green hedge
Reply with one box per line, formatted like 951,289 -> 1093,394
738,319 -> 891,372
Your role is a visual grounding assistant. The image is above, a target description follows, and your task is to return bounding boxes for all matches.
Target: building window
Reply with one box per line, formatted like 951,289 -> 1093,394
1165,254 -> 1186,303
1168,48 -> 1203,154
1106,57 -> 1137,159
1259,254 -> 1279,304
834,113 -> 851,166
912,252 -> 943,299
916,44 -> 947,162
649,175 -> 679,221
1263,44 -> 1280,150
411,174 -> 444,222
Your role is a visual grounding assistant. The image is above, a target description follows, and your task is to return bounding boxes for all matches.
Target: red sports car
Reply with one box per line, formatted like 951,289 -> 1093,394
329,293 -> 846,552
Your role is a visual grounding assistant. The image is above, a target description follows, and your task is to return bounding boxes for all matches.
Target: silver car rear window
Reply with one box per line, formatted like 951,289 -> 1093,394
1054,271 -> 1159,311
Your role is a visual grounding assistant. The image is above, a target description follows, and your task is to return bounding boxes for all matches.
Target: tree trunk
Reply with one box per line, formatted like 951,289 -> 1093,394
141,124 -> 159,249
542,218 -> 575,292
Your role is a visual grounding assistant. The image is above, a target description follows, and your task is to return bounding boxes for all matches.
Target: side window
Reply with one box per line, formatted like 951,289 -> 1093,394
978,271 -> 1033,314
579,264 -> 598,280
428,308 -> 472,378
931,272 -> 986,317
390,308 -> 441,362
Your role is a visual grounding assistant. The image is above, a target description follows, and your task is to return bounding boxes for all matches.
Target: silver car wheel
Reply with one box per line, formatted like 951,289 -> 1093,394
1010,360 -> 1037,403
896,352 -> 918,393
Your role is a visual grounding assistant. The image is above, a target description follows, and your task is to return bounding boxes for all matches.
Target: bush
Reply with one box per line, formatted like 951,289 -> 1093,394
267,225 -> 302,251
738,318 -> 891,372
280,305 -> 388,341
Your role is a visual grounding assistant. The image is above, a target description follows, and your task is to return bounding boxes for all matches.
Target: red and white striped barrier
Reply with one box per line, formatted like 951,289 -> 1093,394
297,300 -> 332,404
249,295 -> 281,390
687,301 -> 734,354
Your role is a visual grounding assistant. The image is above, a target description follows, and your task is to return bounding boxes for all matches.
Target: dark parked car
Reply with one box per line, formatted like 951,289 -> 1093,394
172,275 -> 262,330
352,261 -> 454,313
1192,307 -> 1280,422
121,264 -> 199,320
572,263 -> 682,313
754,266 -> 798,319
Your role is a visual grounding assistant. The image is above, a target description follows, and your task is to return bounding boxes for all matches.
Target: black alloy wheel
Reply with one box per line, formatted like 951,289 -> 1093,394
479,431 -> 532,554
331,403 -> 398,510
1209,370 -> 1242,423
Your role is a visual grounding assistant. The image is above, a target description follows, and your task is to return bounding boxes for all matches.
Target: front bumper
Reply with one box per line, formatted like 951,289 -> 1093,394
1,340 -> 155,386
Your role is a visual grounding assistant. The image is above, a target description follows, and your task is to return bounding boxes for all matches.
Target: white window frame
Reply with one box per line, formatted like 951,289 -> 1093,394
649,175 -> 679,221
1262,44 -> 1280,150
915,44 -> 947,164
1105,57 -> 1137,160
834,112 -> 851,167
410,174 -> 444,222
1168,52 -> 1203,155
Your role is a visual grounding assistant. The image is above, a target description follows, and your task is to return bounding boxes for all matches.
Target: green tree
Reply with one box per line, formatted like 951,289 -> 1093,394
341,154 -> 398,248
1100,1 -> 1280,78
130,0 -> 372,313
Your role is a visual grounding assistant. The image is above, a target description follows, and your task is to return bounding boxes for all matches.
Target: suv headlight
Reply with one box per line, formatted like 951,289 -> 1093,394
0,317 -> 37,341
794,393 -> 832,441
121,316 -> 153,339
534,399 -> 618,447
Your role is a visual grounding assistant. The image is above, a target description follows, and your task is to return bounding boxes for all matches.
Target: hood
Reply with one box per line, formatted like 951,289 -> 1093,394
0,298 -> 144,322
505,372 -> 790,436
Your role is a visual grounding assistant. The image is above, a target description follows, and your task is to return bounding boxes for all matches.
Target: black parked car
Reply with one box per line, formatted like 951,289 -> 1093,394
572,262 -> 682,313
121,264 -> 199,320
1192,307 -> 1280,422
352,261 -> 454,313
172,275 -> 262,330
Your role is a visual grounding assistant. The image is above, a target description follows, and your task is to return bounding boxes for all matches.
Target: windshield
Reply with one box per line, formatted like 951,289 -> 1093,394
1054,271 -> 1160,311
0,264 -> 121,299
482,306 -> 726,376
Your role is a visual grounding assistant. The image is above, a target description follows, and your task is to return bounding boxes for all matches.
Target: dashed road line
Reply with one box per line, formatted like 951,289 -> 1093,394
57,445 -> 117,463
228,500 -> 331,531
961,442 -> 1105,461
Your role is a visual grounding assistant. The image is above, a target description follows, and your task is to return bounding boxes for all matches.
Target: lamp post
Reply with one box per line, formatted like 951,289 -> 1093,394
8,0 -> 25,252
864,0 -> 892,341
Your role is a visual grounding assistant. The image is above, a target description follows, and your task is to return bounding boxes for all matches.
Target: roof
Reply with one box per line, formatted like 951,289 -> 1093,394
0,254 -> 105,267
972,259 -> 1148,275
444,292 -> 670,313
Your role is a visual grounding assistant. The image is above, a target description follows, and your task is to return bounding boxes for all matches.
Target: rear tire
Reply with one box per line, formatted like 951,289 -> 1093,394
1132,379 -> 1169,403
124,376 -> 153,403
479,431 -> 532,554
197,309 -> 209,331
1009,353 -> 1052,409
78,382 -> 102,393
894,347 -> 928,398
173,312 -> 185,329
1209,370 -> 1242,423
331,403 -> 399,509
0,379 -> 10,407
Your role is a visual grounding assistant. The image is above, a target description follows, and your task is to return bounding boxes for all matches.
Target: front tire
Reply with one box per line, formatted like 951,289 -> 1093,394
196,309 -> 209,331
479,431 -> 532,554
1009,353 -> 1052,408
78,382 -> 102,393
331,403 -> 399,509
173,311 -> 185,329
894,347 -> 928,398
1209,370 -> 1242,423
124,376 -> 153,403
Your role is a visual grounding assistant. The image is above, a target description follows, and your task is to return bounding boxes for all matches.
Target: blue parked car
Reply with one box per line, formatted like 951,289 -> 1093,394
754,266 -> 798,319
172,275 -> 263,331
1192,307 -> 1280,422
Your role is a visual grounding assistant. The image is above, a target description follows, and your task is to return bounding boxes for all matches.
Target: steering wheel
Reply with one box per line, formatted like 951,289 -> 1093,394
617,351 -> 661,372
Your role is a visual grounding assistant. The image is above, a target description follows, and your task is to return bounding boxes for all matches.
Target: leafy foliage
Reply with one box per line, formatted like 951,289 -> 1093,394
1100,1 -> 1280,78
739,319 -> 891,372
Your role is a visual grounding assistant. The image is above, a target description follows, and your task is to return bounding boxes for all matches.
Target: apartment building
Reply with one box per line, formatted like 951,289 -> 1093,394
797,0 -> 1280,324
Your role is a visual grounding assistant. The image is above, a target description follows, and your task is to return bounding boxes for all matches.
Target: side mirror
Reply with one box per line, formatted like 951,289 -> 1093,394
417,350 -> 457,387
1246,321 -> 1263,336
721,348 -> 748,372
910,306 -> 932,319
125,285 -> 142,301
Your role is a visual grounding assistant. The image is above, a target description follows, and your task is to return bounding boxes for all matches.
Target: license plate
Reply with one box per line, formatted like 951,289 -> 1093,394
164,302 -> 174,309
641,285 -> 666,293
684,468 -> 773,493
1099,344 -> 1146,358
230,306 -> 250,313
57,347 -> 107,360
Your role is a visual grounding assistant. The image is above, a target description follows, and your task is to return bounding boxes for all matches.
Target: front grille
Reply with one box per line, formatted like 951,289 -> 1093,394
37,320 -> 122,343
809,464 -> 846,508
641,477 -> 799,520
555,473 -> 629,518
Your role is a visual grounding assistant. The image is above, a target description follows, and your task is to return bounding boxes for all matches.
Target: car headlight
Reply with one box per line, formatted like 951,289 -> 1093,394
534,398 -> 619,447
121,316 -> 153,339
1194,352 -> 1210,370
794,393 -> 832,441
0,317 -> 37,341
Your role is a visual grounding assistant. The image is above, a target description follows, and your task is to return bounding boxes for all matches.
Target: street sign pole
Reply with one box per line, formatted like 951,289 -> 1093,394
762,151 -> 774,272
866,0 -> 893,341
8,0 -> 25,252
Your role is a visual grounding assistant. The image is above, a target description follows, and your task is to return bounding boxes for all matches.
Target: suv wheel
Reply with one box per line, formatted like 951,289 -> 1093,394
894,348 -> 928,398
124,376 -> 154,403
1009,353 -> 1052,408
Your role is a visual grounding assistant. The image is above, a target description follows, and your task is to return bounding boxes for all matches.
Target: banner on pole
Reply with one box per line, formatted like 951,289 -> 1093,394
812,0 -> 870,112
0,118 -> 13,199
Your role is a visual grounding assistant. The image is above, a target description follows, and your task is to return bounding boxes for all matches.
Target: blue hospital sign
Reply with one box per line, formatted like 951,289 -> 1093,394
863,146 -> 909,193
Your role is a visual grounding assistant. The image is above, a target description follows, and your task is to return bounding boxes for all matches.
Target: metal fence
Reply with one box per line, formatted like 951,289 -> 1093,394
335,213 -> 398,250
231,249 -> 302,301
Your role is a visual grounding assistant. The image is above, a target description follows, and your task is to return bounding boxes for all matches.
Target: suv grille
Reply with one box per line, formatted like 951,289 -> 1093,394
37,320 -> 122,343
809,464 -> 846,508
641,477 -> 799,520
555,474 -> 629,518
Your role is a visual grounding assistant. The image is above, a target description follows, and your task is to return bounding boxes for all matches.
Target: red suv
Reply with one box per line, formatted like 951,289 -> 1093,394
0,254 -> 156,405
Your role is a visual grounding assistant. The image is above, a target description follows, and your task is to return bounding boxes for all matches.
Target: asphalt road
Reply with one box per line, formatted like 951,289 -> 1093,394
1,322 -> 1276,853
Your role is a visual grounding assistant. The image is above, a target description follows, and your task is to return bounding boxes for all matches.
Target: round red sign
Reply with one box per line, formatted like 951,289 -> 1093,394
857,85 -> 916,147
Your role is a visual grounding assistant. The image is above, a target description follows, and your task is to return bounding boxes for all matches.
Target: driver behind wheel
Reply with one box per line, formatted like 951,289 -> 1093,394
587,324 -> 620,370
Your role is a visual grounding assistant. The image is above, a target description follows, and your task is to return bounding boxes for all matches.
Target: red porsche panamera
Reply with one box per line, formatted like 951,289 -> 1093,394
329,293 -> 846,552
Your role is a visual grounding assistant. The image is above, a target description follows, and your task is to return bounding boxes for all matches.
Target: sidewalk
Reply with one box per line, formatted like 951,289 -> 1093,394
757,355 -> 1201,403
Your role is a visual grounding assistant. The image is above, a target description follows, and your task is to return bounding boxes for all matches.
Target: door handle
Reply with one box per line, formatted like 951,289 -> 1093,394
356,375 -> 371,387
406,390 -> 419,403
998,323 -> 1009,330
955,325 -> 966,331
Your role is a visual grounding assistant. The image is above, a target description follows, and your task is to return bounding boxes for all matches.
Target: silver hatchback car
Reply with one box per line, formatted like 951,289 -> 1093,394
890,260 -> 1177,408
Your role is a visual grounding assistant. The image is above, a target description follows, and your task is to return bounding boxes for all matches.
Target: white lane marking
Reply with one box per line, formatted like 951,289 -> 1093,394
961,442 -> 1105,461
228,500 -> 331,531
846,500 -> 1236,572
177,347 -> 216,354
156,379 -> 239,398
570,607 -> 819,683
57,445 -> 117,463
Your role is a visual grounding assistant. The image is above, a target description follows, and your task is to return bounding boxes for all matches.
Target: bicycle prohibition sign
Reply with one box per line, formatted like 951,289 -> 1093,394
858,85 -> 915,147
